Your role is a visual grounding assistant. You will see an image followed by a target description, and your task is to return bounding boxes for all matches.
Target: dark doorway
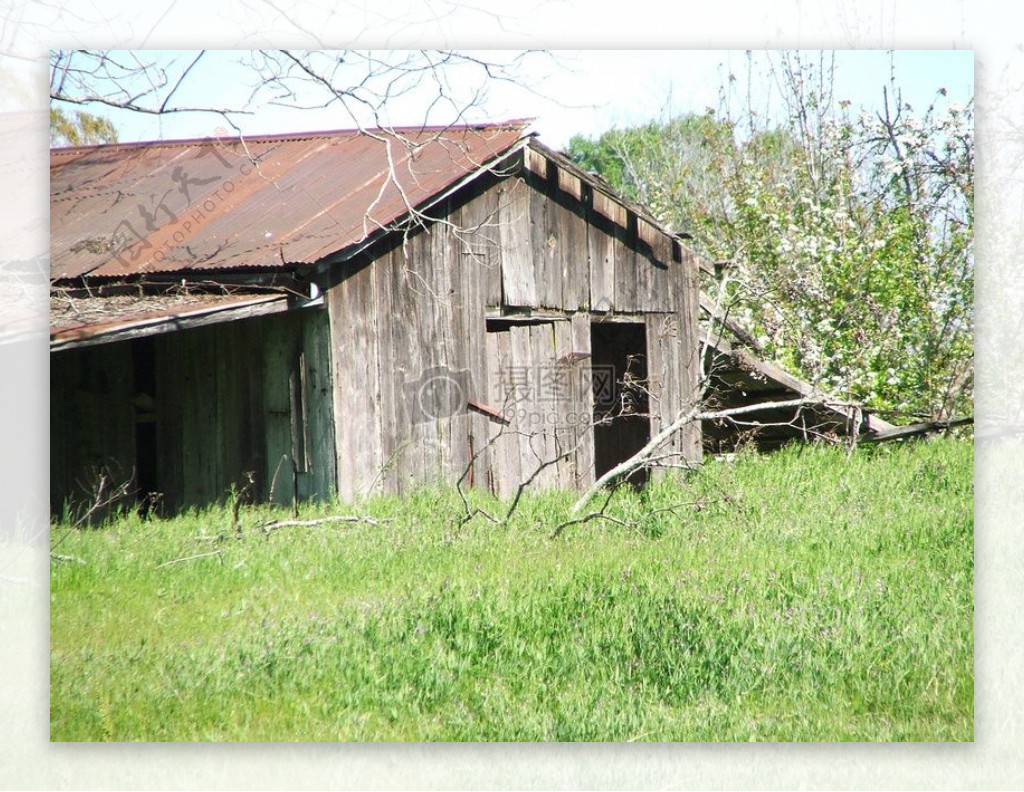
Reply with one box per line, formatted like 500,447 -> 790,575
131,337 -> 159,513
590,322 -> 651,487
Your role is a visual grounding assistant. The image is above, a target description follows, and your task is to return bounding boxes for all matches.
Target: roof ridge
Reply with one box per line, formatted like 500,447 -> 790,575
49,118 -> 536,155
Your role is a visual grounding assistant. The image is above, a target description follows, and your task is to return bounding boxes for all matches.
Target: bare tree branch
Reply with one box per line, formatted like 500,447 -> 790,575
571,396 -> 848,516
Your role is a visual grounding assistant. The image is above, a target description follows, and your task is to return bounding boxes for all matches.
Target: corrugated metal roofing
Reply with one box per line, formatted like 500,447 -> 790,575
50,291 -> 290,347
50,121 -> 531,281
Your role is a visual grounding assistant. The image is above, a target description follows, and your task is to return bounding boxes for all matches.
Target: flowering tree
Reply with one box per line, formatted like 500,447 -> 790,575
568,52 -> 973,422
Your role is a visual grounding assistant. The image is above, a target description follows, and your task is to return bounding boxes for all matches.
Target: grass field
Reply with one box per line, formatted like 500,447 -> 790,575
50,437 -> 973,741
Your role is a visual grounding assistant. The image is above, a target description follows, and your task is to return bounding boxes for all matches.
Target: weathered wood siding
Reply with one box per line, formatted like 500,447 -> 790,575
323,147 -> 701,499
484,317 -> 595,499
156,308 -> 334,509
676,246 -> 703,465
50,307 -> 335,516
499,150 -> 701,472
259,309 -> 336,506
327,207 -> 492,500
645,306 -> 702,472
299,309 -> 338,500
503,146 -> 682,315
156,319 -> 261,508
50,341 -> 136,519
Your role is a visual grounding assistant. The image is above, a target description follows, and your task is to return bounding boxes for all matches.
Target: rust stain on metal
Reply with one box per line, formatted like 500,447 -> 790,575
50,292 -> 287,343
50,121 -> 531,281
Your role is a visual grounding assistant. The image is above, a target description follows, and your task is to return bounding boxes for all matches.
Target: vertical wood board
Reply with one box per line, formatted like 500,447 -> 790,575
327,259 -> 382,502
498,177 -> 537,308
569,313 -> 595,488
297,309 -> 336,501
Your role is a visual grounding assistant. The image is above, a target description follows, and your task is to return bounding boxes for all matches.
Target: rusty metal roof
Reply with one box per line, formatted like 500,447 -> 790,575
50,121 -> 531,281
50,290 -> 293,348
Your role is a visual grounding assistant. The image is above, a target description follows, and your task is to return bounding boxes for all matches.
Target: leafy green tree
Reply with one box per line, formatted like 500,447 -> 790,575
50,107 -> 120,147
567,53 -> 973,422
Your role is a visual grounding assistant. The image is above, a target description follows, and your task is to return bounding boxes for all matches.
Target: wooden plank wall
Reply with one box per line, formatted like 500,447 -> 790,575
569,313 -> 596,488
497,176 -> 536,308
484,329 -> 521,495
261,318 -> 293,504
676,247 -> 703,465
327,206 -> 491,501
50,342 -> 136,519
506,147 -> 700,472
150,308 -> 335,511
258,309 -> 337,506
483,319 -> 595,499
51,306 -> 338,517
299,309 -> 338,501
645,308 -> 701,473
506,145 -> 679,316
156,317 -> 266,508
322,144 -> 701,501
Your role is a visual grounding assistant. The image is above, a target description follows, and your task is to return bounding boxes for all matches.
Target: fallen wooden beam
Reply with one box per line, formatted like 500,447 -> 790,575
860,417 -> 973,444
698,293 -> 762,352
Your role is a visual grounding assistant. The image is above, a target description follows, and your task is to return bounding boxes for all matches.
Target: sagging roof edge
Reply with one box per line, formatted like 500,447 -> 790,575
50,293 -> 320,352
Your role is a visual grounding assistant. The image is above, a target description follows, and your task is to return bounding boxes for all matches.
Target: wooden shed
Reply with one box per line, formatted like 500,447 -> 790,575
49,121 -> 708,516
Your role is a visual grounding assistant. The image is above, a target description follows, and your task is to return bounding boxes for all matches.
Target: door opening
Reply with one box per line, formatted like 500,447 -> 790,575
590,322 -> 651,487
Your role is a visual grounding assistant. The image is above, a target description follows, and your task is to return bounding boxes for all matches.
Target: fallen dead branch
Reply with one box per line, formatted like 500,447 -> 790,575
230,471 -> 256,540
156,549 -> 223,569
644,499 -> 714,516
550,512 -> 631,539
551,497 -> 714,540
551,486 -> 621,538
260,515 -> 388,536
50,553 -> 86,565
70,468 -> 136,528
571,396 -> 846,515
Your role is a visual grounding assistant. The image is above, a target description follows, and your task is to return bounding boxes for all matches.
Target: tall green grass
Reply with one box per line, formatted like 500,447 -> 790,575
50,437 -> 973,741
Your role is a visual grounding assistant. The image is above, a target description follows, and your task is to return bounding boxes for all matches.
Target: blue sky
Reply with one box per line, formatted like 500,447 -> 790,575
87,49 -> 974,149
